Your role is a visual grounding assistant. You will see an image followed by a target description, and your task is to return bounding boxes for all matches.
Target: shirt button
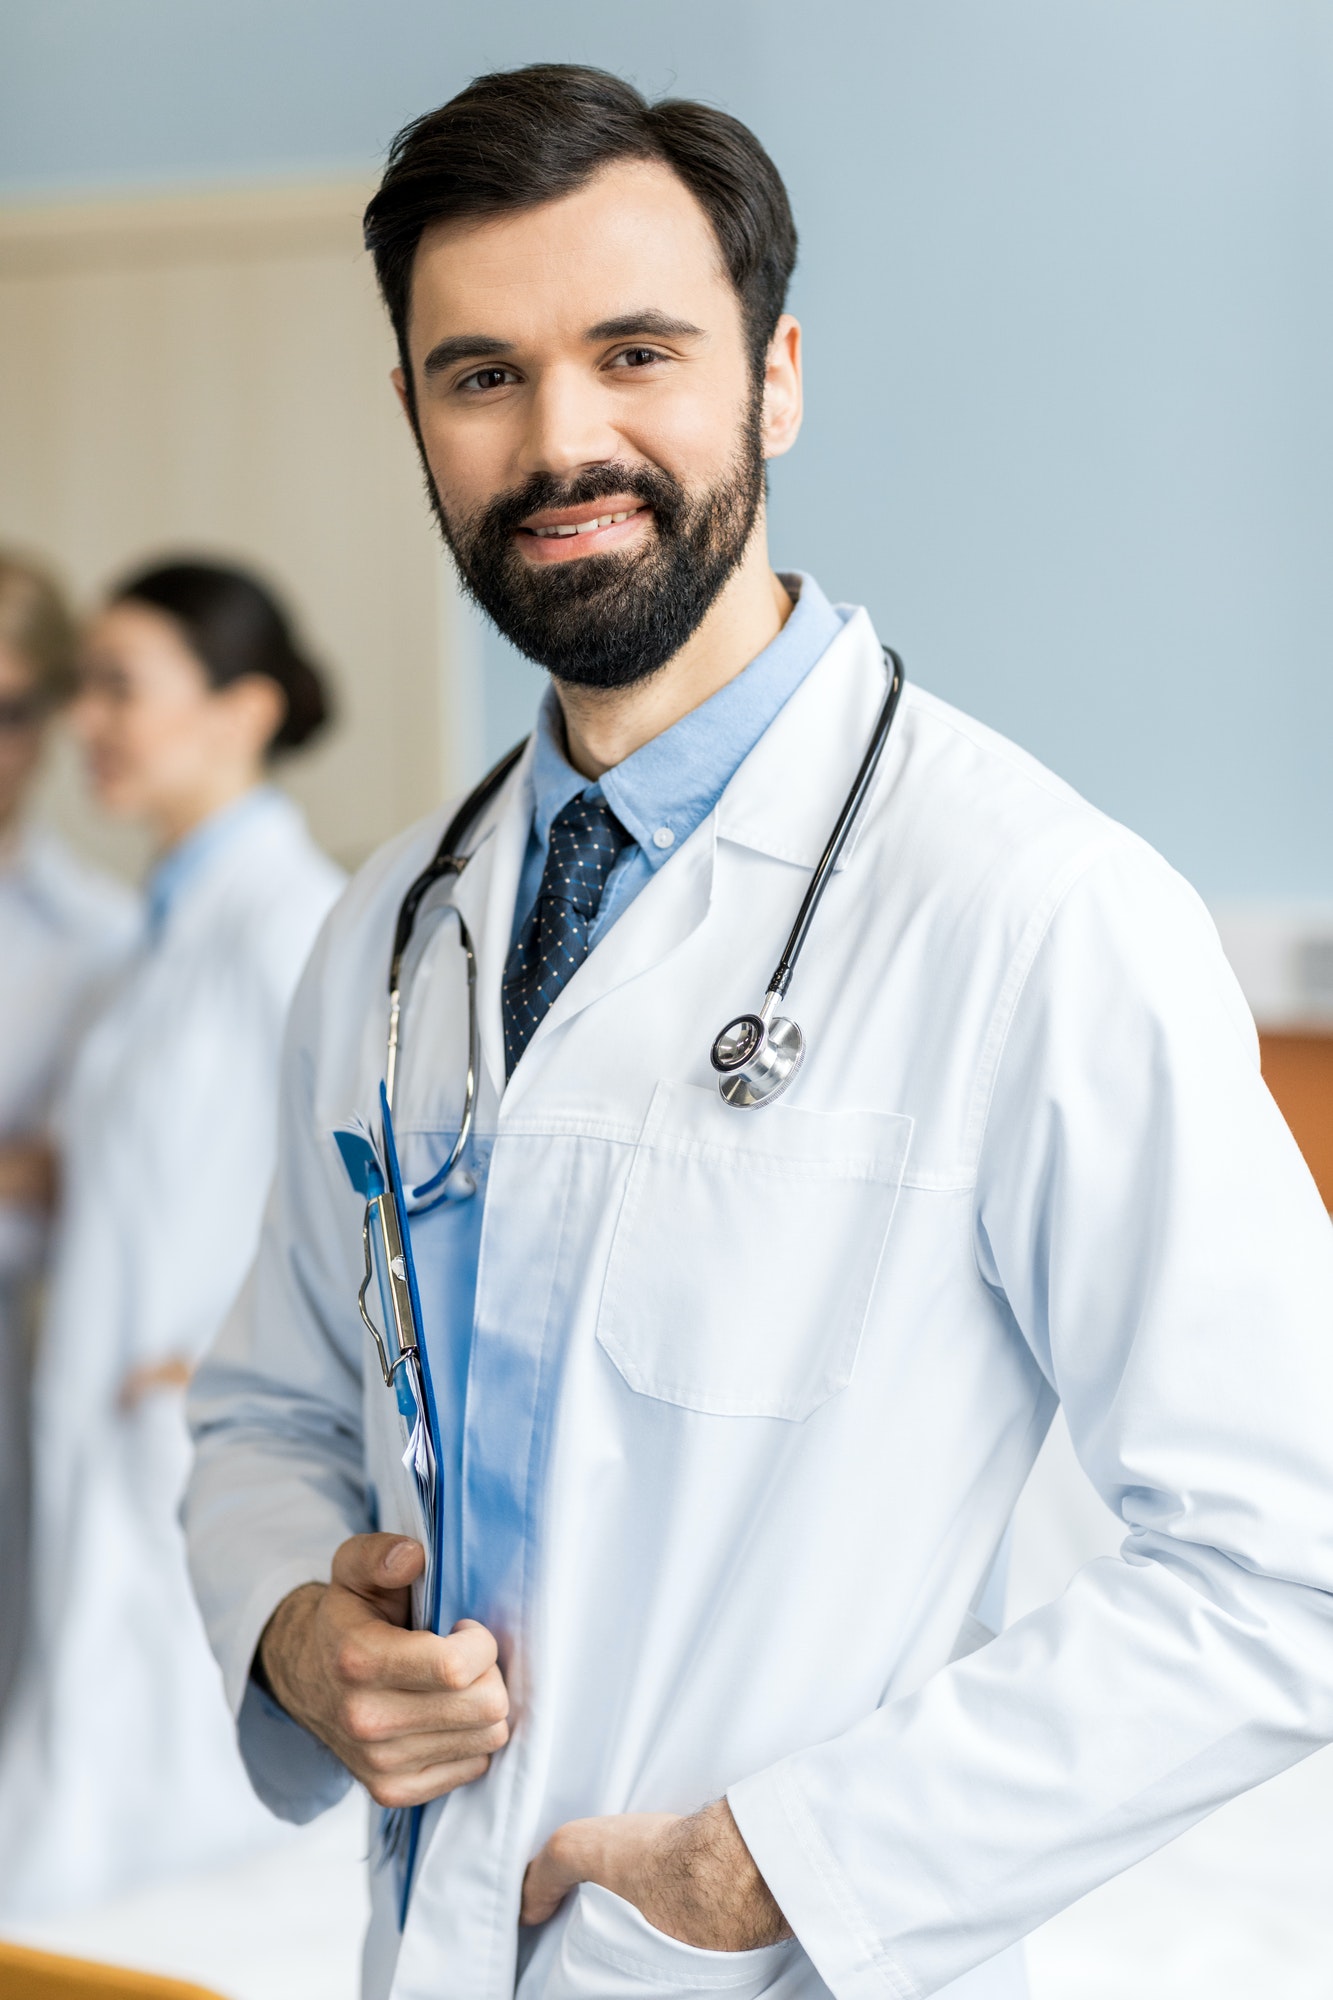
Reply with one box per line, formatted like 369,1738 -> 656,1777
652,826 -> 676,850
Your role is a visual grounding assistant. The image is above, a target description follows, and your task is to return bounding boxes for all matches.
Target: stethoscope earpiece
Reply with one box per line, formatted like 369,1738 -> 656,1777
710,1007 -> 806,1108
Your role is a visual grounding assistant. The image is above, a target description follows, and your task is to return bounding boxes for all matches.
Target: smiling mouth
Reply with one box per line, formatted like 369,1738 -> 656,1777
526,509 -> 639,540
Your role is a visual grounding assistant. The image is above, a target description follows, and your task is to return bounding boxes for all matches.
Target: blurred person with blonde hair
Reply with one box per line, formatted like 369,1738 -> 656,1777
0,552 -> 137,1722
0,557 -> 344,1916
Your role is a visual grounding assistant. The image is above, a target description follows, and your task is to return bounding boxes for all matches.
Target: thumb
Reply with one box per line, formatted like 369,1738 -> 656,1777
332,1532 -> 424,1603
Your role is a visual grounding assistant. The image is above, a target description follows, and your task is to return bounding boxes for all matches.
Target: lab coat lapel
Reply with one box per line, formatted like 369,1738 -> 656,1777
713,607 -> 897,873
504,610 -> 894,1083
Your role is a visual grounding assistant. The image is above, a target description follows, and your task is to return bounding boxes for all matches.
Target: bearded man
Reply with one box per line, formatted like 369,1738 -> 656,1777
186,62 -> 1333,2000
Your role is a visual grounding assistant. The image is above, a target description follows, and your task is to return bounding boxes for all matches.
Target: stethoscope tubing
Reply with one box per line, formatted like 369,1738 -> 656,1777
763,647 -> 904,1005
384,644 -> 905,1120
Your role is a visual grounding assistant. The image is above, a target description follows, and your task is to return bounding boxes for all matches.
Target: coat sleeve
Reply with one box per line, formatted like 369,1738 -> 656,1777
184,918 -> 369,1822
728,843 -> 1333,2000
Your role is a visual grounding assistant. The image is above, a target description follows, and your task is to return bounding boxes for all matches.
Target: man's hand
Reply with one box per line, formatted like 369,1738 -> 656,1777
258,1532 -> 509,1808
520,1800 -> 791,1952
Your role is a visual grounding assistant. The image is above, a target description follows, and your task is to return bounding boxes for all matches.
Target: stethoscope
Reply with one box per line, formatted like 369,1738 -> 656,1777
382,647 -> 904,1155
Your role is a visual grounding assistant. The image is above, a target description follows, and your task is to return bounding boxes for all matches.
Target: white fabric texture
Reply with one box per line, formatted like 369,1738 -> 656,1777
186,613 -> 1333,2000
0,829 -> 137,1716
0,793 -> 342,1917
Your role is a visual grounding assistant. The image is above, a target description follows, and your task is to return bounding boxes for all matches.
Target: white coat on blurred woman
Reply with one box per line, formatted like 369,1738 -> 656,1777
0,555 -> 138,1721
0,560 -> 343,1917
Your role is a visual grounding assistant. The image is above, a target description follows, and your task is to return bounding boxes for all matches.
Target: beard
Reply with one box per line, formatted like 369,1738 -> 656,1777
422,398 -> 766,690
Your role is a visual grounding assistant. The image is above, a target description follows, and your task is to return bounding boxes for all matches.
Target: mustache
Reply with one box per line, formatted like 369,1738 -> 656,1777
467,462 -> 688,545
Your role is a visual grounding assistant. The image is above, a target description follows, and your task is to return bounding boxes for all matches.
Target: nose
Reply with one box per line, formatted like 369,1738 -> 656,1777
512,362 -> 624,483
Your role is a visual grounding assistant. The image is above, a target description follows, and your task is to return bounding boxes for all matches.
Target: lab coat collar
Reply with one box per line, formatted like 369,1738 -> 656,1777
497,606 -> 893,1098
714,606 -> 897,873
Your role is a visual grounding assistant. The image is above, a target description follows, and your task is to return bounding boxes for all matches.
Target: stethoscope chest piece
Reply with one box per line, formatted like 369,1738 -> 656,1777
710,1009 -> 806,1108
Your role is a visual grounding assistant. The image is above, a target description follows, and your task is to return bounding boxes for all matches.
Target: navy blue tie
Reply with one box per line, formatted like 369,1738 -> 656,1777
503,794 -> 631,1077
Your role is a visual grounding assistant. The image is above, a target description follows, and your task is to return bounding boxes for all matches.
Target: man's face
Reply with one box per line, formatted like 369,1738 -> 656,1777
398,160 -> 794,688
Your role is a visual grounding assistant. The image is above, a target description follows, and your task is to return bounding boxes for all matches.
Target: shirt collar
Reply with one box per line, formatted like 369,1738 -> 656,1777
145,785 -> 281,939
529,572 -> 846,865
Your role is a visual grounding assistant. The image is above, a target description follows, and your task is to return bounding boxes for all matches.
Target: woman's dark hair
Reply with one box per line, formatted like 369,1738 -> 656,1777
363,63 -> 798,391
110,559 -> 330,755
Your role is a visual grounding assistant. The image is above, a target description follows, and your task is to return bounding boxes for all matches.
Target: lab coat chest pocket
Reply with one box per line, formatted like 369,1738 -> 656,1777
596,1082 -> 912,1420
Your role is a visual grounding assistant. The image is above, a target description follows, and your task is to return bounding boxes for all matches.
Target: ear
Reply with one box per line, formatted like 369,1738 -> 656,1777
221,674 -> 287,758
760,315 -> 803,462
391,366 -> 414,424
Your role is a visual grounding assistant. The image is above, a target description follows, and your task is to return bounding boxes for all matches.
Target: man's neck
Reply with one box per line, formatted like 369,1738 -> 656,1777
554,538 -> 793,781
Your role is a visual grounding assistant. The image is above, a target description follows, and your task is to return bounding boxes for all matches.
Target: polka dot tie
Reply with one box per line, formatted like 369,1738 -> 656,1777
502,794 -> 632,1077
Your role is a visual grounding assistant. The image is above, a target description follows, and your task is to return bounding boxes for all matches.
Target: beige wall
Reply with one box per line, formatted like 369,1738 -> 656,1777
0,180 -> 480,878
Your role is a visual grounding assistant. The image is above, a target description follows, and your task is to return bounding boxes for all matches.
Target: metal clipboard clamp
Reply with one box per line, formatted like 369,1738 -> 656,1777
334,1085 -> 447,1923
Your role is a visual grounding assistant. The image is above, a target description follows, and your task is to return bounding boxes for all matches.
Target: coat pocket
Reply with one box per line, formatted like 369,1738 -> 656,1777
596,1081 -> 912,1421
545,1883 -> 797,1997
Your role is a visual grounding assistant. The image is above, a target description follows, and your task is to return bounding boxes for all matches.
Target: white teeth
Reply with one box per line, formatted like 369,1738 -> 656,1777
531,510 -> 636,539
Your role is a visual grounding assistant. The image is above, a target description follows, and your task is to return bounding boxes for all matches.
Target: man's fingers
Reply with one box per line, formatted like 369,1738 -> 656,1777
520,1838 -> 580,1927
348,1714 -> 510,1776
338,1664 -> 508,1744
347,1619 -> 499,1695
340,1663 -> 508,1736
332,1531 -> 424,1599
362,1753 -> 494,1811
441,1619 -> 501,1686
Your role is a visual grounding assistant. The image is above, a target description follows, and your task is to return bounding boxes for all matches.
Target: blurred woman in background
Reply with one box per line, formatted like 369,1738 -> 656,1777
0,554 -> 137,1724
0,558 -> 344,1916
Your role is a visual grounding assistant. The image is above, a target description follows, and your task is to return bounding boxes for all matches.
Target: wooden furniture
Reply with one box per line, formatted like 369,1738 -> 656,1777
0,1941 -> 225,1998
1259,1031 -> 1333,1209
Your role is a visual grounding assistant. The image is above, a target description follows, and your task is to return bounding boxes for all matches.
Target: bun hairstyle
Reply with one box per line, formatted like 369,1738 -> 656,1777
110,558 -> 331,755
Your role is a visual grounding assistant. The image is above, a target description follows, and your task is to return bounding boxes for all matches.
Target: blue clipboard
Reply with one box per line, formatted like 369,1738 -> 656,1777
335,1086 -> 448,1924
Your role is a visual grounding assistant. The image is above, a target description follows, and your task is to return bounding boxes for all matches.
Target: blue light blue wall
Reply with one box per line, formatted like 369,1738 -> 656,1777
4,1 -> 1330,895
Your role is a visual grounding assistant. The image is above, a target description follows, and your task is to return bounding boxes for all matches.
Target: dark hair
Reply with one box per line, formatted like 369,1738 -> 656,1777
363,63 -> 797,387
110,559 -> 330,755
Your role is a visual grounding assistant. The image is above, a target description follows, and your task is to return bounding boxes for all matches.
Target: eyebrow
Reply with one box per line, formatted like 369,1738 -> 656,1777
583,311 -> 706,342
421,311 -> 706,379
422,334 -> 515,377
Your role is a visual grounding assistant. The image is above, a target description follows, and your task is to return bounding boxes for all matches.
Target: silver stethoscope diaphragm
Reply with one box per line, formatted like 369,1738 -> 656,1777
707,648 -> 904,1110
710,994 -> 806,1109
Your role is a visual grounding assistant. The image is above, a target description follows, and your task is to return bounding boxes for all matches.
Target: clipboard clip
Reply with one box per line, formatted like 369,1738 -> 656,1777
358,1189 -> 420,1389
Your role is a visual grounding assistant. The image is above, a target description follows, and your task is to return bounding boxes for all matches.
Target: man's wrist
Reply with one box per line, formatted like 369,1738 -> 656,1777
667,1801 -> 792,1949
255,1580 -> 324,1719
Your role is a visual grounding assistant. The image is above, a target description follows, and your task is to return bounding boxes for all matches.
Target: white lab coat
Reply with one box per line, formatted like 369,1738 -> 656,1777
0,791 -> 342,1917
186,612 -> 1333,2000
0,830 -> 137,1715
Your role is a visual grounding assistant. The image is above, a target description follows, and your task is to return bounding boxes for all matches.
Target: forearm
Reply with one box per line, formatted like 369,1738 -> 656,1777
185,1427 -> 365,1713
523,1800 -> 791,1950
623,1801 -> 792,1951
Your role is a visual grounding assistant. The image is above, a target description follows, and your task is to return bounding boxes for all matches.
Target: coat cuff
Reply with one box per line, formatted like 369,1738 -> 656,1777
222,1554 -> 354,1824
728,1762 -> 919,2000
238,1676 -> 352,1823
